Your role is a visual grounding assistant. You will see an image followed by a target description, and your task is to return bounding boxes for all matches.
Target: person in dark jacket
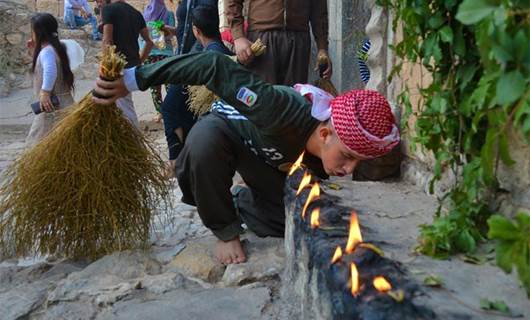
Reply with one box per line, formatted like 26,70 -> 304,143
92,52 -> 400,265
160,5 -> 231,176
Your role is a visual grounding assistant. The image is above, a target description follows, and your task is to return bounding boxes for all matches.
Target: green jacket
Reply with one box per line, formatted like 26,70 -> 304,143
135,51 -> 325,175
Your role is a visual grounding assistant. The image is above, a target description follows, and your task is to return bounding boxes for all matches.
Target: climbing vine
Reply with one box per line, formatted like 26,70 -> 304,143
377,0 -> 529,293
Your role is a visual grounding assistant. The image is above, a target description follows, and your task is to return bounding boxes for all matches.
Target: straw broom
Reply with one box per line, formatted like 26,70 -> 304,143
314,51 -> 338,97
187,39 -> 266,116
0,46 -> 171,259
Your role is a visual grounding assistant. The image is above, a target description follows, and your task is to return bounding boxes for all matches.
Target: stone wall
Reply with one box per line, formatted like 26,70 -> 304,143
0,0 -> 33,96
327,0 -> 371,92
364,1 -> 530,214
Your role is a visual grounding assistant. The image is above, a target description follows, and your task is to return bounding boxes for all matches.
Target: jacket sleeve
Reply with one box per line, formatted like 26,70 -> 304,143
309,0 -> 329,51
225,0 -> 245,40
135,51 -> 312,134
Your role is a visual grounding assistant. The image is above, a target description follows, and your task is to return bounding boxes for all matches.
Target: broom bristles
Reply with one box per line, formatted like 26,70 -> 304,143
0,46 -> 171,259
314,78 -> 338,97
186,85 -> 220,116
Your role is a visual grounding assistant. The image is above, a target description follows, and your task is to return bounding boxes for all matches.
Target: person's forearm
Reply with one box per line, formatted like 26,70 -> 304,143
139,41 -> 154,63
82,3 -> 92,14
310,0 -> 329,51
134,52 -> 309,132
102,25 -> 113,49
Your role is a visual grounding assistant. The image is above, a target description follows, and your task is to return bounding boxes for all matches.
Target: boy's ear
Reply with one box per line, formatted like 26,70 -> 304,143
192,25 -> 201,37
318,123 -> 333,142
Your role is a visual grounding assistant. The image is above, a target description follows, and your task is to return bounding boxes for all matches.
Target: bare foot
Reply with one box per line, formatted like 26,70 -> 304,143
214,236 -> 246,265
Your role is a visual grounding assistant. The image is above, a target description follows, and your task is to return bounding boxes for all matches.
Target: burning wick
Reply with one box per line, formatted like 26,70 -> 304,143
301,182 -> 320,219
296,172 -> 312,195
288,152 -> 305,175
310,208 -> 320,228
331,246 -> 342,264
345,211 -> 363,253
373,276 -> 392,293
350,263 -> 360,296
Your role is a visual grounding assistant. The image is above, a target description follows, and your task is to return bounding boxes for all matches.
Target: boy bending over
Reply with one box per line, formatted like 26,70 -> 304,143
92,52 -> 400,264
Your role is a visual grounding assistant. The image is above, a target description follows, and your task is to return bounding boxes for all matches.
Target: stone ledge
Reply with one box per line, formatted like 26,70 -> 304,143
281,168 -> 435,319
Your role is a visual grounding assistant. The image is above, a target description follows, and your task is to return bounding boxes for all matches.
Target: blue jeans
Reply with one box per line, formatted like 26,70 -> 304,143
64,9 -> 100,40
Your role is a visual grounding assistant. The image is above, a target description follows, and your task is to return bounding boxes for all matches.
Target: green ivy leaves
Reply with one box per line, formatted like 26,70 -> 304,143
488,213 -> 530,296
378,0 -> 530,295
456,0 -> 499,25
496,71 -> 526,105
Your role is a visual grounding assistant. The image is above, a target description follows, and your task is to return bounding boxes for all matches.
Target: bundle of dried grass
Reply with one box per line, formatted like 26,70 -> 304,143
187,39 -> 267,116
314,52 -> 338,97
0,46 -> 170,259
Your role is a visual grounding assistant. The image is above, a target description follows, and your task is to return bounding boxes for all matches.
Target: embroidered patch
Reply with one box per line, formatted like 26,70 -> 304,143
236,87 -> 258,107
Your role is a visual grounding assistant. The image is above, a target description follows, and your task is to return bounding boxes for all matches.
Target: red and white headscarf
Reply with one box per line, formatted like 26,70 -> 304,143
294,84 -> 400,159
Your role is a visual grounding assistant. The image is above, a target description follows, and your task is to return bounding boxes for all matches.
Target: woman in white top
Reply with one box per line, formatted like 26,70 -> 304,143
26,13 -> 75,146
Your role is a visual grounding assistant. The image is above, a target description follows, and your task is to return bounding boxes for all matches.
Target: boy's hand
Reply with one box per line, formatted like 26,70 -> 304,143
315,49 -> 333,79
160,25 -> 175,36
234,37 -> 254,65
92,77 -> 129,105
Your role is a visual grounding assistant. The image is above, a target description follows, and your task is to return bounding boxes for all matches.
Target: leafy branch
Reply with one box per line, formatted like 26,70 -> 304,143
377,0 -> 530,294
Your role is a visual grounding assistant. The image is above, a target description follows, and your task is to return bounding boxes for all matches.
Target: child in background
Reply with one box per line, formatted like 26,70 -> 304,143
101,0 -> 153,127
141,0 -> 175,123
159,5 -> 231,177
26,13 -> 75,146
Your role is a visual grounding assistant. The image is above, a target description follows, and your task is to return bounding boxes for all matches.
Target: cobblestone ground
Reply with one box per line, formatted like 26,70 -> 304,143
0,81 -> 528,319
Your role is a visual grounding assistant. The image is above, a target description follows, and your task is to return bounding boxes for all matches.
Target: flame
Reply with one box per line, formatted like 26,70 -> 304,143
351,263 -> 360,296
331,246 -> 342,264
301,182 -> 320,219
345,212 -> 363,253
373,276 -> 392,293
296,172 -> 312,195
288,152 -> 305,175
310,208 -> 320,228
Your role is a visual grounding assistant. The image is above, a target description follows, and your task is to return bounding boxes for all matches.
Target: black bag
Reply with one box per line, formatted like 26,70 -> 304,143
30,95 -> 60,115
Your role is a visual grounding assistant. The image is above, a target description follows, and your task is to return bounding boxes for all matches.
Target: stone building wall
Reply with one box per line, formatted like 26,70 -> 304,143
364,1 -> 530,215
0,0 -> 33,96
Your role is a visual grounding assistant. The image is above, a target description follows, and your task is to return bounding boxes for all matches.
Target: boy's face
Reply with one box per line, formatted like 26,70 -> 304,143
319,126 -> 362,177
192,25 -> 198,39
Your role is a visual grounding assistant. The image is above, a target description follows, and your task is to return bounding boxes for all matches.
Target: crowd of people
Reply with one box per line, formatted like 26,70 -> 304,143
27,0 -> 399,265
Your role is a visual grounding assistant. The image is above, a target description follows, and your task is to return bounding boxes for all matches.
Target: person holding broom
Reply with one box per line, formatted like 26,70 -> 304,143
226,0 -> 332,86
92,51 -> 400,265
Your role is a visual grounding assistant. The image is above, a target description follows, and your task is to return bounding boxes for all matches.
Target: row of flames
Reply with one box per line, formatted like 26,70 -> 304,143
289,153 -> 393,297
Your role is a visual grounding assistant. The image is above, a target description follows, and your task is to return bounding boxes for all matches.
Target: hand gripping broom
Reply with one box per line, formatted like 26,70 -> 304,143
313,51 -> 338,97
0,46 -> 171,259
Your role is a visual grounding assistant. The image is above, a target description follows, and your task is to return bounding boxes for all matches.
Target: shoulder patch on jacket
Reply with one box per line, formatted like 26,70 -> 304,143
236,87 -> 257,107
